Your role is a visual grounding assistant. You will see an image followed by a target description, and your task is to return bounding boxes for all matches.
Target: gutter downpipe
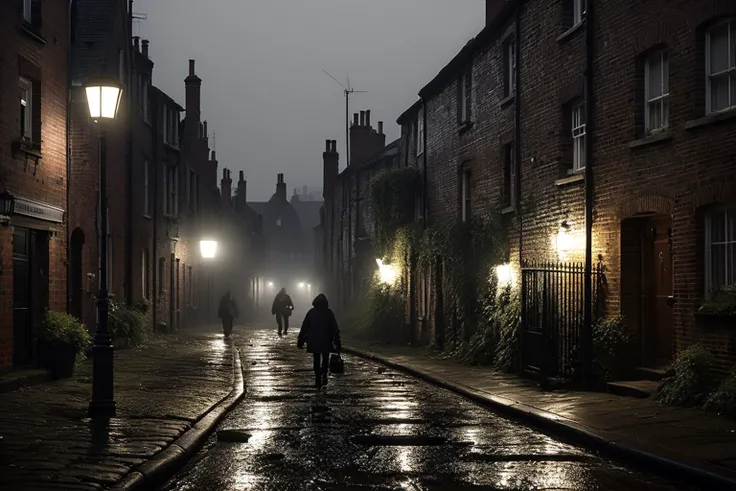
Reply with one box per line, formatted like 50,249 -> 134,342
514,2 -> 523,374
124,0 -> 134,305
151,99 -> 159,333
422,97 -> 428,230
66,0 -> 73,313
583,0 -> 595,389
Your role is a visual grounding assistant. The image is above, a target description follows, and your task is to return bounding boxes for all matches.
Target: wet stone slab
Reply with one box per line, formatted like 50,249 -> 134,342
160,325 -> 703,491
0,328 -> 233,490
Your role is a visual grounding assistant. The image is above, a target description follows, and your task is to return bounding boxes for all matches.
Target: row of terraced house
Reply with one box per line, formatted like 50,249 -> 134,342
0,0 -> 261,372
319,0 -> 736,380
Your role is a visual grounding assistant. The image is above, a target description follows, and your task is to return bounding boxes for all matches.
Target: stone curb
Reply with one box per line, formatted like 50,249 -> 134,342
344,346 -> 736,491
109,344 -> 245,491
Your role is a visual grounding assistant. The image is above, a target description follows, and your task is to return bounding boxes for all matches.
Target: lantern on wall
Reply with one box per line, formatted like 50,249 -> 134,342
0,190 -> 16,224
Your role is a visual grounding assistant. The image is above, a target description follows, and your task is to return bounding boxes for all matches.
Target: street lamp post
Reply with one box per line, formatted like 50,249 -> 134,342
85,77 -> 123,418
200,239 -> 219,320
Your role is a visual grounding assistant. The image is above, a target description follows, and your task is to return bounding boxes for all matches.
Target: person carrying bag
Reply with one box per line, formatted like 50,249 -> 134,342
297,294 -> 341,389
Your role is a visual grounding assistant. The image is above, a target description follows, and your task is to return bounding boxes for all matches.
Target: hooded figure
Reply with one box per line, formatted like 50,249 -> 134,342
271,288 -> 294,336
298,294 -> 342,389
218,291 -> 238,338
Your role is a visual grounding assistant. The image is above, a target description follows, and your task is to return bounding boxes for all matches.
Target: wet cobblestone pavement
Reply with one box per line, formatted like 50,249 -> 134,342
161,326 -> 701,491
0,329 -> 233,491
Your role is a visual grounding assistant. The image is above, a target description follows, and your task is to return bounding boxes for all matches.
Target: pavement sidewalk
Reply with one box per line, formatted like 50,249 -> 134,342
0,327 -> 243,491
345,342 -> 736,489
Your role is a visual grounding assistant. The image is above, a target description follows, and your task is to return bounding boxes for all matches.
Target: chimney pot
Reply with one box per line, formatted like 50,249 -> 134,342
366,110 -> 371,127
133,37 -> 140,51
325,139 -> 331,152
212,150 -> 217,160
332,140 -> 337,152
360,110 -> 366,126
378,121 -> 384,134
222,169 -> 227,179
353,113 -> 359,126
141,39 -> 149,57
189,59 -> 196,76
239,170 -> 244,182
203,121 -> 208,138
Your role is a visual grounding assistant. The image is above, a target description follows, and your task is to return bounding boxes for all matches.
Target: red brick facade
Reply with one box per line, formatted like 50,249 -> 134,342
323,0 -> 736,372
0,0 -> 69,370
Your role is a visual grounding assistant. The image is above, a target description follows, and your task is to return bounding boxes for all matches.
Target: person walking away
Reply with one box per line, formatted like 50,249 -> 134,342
218,291 -> 238,338
271,288 -> 294,336
297,294 -> 341,389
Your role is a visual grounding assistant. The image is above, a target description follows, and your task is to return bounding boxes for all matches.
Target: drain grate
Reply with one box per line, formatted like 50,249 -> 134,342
349,435 -> 447,446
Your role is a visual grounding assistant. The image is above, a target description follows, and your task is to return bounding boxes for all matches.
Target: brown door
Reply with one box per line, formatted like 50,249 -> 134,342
642,218 -> 674,367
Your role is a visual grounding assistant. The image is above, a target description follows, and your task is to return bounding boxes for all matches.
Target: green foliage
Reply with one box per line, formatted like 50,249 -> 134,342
343,282 -> 405,344
38,311 -> 90,353
369,168 -> 420,256
699,286 -> 736,315
656,344 -> 717,407
109,300 -> 150,347
591,314 -> 635,387
704,368 -> 736,418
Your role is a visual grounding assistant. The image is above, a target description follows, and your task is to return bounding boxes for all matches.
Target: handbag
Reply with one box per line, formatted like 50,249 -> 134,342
329,353 -> 344,374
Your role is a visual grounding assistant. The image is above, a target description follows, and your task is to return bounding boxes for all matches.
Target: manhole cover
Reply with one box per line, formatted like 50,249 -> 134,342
349,435 -> 447,446
216,430 -> 252,442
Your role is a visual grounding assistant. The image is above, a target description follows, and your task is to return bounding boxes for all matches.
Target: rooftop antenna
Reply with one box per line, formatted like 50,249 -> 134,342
322,69 -> 367,167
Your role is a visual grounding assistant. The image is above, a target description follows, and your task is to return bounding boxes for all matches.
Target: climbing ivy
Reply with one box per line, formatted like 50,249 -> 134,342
369,168 -> 420,257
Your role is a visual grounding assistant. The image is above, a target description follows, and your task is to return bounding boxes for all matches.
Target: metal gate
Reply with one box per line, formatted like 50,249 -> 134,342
520,260 -> 604,383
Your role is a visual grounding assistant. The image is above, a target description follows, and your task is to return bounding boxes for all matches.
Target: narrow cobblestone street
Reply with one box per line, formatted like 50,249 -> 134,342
161,325 -> 701,491
0,330 -> 234,490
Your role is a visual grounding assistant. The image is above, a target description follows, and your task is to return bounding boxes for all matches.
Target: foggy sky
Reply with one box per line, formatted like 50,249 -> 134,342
134,0 -> 485,201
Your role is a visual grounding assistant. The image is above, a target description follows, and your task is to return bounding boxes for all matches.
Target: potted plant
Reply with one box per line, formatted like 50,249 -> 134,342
38,311 -> 91,379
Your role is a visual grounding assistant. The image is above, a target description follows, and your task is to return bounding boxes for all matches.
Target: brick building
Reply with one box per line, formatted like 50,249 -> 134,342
319,111 -> 394,311
0,0 -> 70,370
324,0 -> 736,375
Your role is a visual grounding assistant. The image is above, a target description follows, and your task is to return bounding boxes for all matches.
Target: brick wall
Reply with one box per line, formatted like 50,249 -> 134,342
0,0 -> 69,369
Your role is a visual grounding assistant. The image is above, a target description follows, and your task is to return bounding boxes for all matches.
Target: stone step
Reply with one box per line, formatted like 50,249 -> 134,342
635,366 -> 668,382
607,380 -> 660,399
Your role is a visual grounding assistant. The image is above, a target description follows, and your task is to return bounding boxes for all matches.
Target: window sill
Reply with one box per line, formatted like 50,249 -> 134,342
499,93 -> 515,109
685,109 -> 736,130
11,140 -> 42,159
19,23 -> 46,45
457,121 -> 474,135
501,205 -> 516,215
143,214 -> 152,220
555,172 -> 584,187
556,21 -> 585,44
628,131 -> 673,149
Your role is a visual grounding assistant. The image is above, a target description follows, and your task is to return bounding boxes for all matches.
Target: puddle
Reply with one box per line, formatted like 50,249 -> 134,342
349,435 -> 448,446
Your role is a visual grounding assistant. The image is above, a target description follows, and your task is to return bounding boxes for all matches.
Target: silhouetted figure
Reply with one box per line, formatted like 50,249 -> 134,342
297,294 -> 341,389
271,288 -> 294,336
218,291 -> 238,338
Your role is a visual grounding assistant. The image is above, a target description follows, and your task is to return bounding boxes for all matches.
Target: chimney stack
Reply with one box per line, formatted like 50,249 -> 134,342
236,171 -> 247,209
360,110 -> 366,126
221,168 -> 232,209
486,0 -> 505,26
276,173 -> 286,201
141,39 -> 149,57
378,121 -> 384,134
365,110 -> 371,127
353,113 -> 359,127
185,59 -> 202,139
323,139 -> 339,200
133,37 -> 140,52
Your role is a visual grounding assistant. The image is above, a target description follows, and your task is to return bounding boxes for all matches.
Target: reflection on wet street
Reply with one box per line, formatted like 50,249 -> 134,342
161,326 -> 700,491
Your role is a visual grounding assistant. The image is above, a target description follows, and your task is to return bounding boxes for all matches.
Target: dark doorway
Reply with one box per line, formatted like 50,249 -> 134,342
621,214 -> 674,368
70,228 -> 85,321
13,228 -> 50,366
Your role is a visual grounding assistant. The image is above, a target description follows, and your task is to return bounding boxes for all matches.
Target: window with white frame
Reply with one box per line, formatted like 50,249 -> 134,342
504,36 -> 516,97
143,160 -> 150,216
706,19 -> 736,114
416,107 -> 425,156
572,102 -> 586,172
163,106 -> 179,146
19,77 -> 32,142
461,169 -> 471,222
645,50 -> 670,132
705,206 -> 735,298
458,70 -> 472,123
574,0 -> 587,25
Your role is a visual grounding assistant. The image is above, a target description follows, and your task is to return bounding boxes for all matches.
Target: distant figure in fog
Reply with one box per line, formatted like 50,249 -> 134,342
271,288 -> 294,336
297,294 -> 341,389
218,291 -> 239,339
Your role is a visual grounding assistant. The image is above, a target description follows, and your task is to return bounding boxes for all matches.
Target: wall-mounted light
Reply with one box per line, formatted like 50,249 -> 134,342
555,221 -> 574,261
199,239 -> 218,259
0,190 -> 16,225
376,258 -> 398,286
298,282 -> 305,289
495,263 -> 515,289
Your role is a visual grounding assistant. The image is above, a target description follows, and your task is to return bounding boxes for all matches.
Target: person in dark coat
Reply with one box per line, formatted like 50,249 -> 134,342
271,288 -> 294,336
297,293 -> 341,389
218,291 -> 238,338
